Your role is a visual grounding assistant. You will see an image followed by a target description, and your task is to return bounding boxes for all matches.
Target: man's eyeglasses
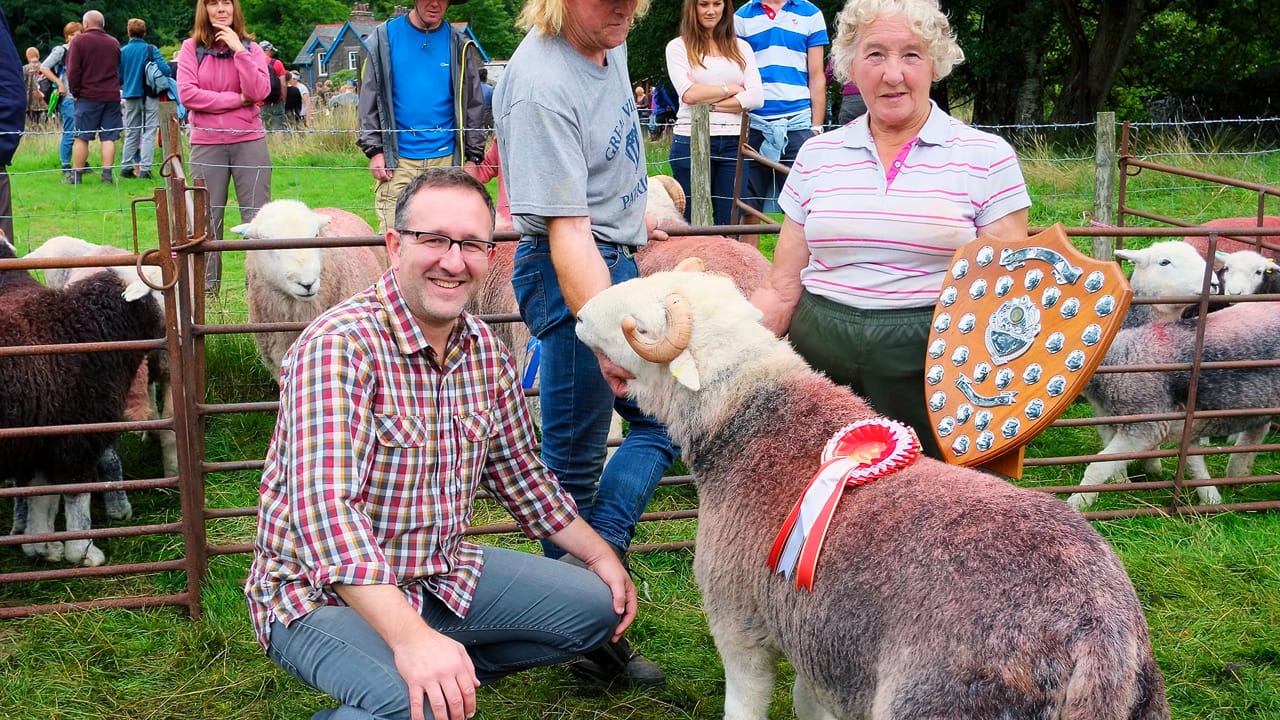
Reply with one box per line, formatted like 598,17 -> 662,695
395,230 -> 496,257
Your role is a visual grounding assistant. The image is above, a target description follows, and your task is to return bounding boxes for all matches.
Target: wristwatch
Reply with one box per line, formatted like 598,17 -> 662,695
810,125 -> 824,134
720,83 -> 730,96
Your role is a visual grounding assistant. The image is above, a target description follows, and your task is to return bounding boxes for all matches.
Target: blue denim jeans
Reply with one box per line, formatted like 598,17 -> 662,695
512,235 -> 678,557
744,126 -> 810,213
59,96 -> 77,169
669,134 -> 743,226
266,548 -> 618,720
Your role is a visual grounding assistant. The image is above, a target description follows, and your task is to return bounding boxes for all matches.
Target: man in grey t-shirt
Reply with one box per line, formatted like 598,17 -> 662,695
494,0 -> 673,691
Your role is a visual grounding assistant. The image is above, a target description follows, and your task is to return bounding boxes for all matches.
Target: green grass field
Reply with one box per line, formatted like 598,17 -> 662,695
2,118 -> 1279,719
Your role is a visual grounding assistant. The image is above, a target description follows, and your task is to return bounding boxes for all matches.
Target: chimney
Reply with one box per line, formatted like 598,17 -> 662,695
350,3 -> 375,21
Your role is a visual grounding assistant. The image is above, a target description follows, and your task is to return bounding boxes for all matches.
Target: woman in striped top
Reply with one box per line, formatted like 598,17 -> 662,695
751,0 -> 1031,458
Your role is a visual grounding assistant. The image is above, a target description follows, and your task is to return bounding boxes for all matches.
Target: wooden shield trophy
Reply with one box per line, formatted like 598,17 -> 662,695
925,224 -> 1132,478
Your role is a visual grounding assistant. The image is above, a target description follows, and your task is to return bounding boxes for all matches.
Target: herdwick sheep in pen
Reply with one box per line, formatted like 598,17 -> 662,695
1115,241 -> 1222,327
1218,249 -> 1280,296
575,264 -> 1169,720
1067,298 -> 1280,509
233,200 -> 386,380
26,235 -> 176,480
0,261 -> 164,566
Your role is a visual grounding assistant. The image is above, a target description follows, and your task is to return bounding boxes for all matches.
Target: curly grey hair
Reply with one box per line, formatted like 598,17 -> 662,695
829,0 -> 965,85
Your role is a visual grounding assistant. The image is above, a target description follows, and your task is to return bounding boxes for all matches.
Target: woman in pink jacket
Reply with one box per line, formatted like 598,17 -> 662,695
178,0 -> 270,294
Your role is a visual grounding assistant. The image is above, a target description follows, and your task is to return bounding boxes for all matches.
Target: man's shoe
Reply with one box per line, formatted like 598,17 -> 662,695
138,171 -> 153,180
566,637 -> 666,689
120,168 -> 136,179
101,173 -> 113,184
62,171 -> 82,185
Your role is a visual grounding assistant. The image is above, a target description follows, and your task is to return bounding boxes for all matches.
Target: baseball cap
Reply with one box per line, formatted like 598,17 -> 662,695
259,41 -> 275,52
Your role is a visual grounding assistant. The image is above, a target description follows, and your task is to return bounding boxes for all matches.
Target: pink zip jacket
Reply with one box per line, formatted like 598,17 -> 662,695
177,38 -> 270,146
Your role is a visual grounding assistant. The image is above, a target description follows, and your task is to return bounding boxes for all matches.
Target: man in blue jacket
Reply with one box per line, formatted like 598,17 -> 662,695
0,4 -> 25,240
119,18 -> 170,180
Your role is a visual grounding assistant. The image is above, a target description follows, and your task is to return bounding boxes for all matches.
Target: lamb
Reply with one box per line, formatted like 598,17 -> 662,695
233,200 -> 386,379
1183,215 -> 1280,260
0,258 -> 164,566
1115,241 -> 1221,327
575,265 -> 1169,720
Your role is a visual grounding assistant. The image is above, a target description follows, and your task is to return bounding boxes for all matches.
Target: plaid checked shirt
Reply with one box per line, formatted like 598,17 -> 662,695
245,269 -> 576,651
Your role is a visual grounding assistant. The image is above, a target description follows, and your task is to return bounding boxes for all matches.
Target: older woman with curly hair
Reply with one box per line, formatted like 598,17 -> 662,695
751,0 -> 1031,458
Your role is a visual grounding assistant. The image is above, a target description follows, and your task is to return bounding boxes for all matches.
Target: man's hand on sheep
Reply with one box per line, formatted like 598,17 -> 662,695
596,352 -> 635,398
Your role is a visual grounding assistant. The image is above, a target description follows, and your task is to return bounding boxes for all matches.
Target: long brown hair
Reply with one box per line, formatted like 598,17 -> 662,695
191,0 -> 252,48
681,0 -> 745,70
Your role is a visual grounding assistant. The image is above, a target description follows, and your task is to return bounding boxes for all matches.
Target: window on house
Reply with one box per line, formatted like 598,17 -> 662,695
318,62 -> 328,77
348,51 -> 359,71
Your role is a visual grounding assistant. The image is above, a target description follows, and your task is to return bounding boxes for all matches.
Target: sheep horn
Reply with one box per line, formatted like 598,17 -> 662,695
621,292 -> 693,364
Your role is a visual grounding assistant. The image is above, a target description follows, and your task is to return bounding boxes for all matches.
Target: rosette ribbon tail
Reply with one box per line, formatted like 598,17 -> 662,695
766,457 -> 852,587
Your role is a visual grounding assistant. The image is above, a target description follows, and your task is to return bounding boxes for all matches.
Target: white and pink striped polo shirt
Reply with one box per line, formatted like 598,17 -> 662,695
779,101 -> 1031,310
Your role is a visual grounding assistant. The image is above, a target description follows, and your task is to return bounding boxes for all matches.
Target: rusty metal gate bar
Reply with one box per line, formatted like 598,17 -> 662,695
5,119 -> 1280,619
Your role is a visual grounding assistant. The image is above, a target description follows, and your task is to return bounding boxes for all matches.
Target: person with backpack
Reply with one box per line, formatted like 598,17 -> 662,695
257,40 -> 286,133
119,18 -> 171,180
177,0 -> 271,294
39,21 -> 82,181
0,5 -> 24,241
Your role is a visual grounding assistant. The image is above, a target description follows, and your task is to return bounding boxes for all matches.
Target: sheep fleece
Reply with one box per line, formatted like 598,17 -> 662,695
682,372 -> 1166,718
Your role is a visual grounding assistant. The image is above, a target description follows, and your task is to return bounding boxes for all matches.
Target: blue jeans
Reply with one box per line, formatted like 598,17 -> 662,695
267,548 -> 618,720
744,126 -> 810,213
512,236 -> 678,557
669,134 -> 742,226
59,96 -> 76,168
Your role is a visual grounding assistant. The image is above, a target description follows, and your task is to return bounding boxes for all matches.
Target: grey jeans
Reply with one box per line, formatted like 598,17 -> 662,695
122,96 -> 160,173
189,138 -> 271,292
266,547 -> 619,720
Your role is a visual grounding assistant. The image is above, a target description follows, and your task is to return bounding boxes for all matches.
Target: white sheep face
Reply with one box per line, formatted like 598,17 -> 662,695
576,269 -> 766,394
1115,241 -> 1213,296
1219,250 -> 1275,295
232,199 -> 333,300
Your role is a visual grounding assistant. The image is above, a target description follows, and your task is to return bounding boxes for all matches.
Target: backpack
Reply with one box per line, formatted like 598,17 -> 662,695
263,55 -> 284,104
144,58 -> 168,98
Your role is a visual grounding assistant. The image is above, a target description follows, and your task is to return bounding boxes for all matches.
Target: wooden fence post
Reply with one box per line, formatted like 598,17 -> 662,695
690,105 -> 712,226
1092,111 -> 1117,259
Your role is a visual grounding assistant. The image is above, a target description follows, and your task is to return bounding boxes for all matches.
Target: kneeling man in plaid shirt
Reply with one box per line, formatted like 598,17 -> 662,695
246,167 -> 634,720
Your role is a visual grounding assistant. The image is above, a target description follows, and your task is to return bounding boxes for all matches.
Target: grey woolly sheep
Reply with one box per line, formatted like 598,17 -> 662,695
234,200 -> 386,380
0,267 -> 164,566
575,267 -> 1168,720
1068,300 -> 1280,509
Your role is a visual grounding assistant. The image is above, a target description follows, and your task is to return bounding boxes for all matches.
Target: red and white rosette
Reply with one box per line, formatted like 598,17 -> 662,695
766,419 -> 920,591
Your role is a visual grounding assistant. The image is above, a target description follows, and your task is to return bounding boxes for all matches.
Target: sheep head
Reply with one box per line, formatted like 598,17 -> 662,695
234,200 -> 333,300
1115,241 -> 1218,296
576,259 -> 780,406
1219,249 -> 1279,295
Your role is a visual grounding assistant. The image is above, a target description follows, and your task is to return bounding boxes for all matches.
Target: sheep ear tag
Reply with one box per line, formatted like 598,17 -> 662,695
925,223 -> 1132,478
767,419 -> 919,591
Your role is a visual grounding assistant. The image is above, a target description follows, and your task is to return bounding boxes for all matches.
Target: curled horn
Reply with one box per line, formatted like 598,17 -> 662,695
622,292 -> 693,364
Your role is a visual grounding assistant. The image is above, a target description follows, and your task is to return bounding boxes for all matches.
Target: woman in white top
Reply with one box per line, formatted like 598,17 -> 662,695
665,0 -> 763,225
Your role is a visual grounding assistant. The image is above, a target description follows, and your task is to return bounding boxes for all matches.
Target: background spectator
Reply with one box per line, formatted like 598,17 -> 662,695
734,0 -> 828,215
257,40 -> 287,132
0,5 -> 24,241
66,9 -> 122,185
357,0 -> 486,233
39,21 -> 82,181
177,0 -> 271,294
665,0 -> 763,225
23,47 -> 44,127
119,18 -> 171,180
